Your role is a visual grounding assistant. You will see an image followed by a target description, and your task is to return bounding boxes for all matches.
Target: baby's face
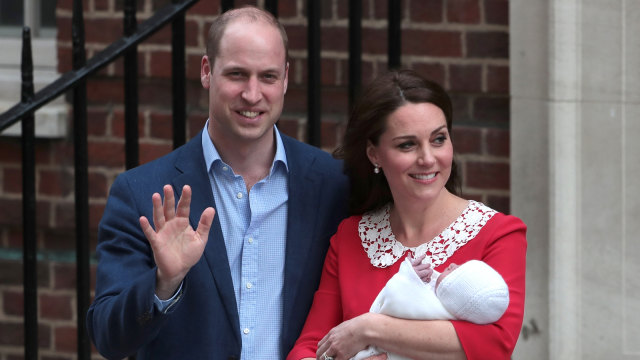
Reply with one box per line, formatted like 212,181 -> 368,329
436,263 -> 459,290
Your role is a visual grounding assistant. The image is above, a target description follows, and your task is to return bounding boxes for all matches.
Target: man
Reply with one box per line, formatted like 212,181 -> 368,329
87,6 -> 349,359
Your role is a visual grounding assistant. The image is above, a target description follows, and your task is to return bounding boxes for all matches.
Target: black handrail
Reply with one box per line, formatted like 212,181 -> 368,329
0,0 -> 199,131
388,0 -> 401,69
307,0 -> 321,146
124,0 -> 140,169
172,0 -> 187,148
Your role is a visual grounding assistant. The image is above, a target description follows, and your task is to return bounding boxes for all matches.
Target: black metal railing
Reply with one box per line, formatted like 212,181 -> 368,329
0,1 -> 403,358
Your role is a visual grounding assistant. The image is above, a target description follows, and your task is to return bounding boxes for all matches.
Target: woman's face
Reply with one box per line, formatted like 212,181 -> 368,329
366,102 -> 453,206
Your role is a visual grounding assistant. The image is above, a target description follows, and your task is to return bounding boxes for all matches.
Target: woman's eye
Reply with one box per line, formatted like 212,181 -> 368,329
433,135 -> 447,144
398,142 -> 414,149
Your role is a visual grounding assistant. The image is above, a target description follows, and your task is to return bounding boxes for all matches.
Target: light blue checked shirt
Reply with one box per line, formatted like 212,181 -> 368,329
202,121 -> 289,359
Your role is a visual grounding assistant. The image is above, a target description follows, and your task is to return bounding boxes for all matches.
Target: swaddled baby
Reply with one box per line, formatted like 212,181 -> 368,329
351,257 -> 509,360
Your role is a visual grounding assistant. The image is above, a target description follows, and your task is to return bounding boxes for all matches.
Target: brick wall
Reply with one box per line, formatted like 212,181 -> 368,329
0,0 -> 509,358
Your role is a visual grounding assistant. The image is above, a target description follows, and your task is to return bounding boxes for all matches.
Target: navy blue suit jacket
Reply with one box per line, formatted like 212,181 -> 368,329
87,130 -> 349,359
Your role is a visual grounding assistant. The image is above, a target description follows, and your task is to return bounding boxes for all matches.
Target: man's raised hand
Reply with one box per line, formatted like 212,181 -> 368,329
139,185 -> 215,299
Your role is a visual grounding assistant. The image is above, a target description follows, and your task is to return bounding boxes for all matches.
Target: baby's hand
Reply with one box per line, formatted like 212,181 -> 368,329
409,253 -> 433,283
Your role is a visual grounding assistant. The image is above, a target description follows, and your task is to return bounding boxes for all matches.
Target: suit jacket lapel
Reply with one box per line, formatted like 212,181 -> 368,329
172,131 -> 241,343
281,137 -> 322,325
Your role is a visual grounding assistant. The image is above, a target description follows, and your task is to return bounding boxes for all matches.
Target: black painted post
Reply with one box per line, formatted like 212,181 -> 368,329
21,26 -> 38,360
265,0 -> 278,17
388,0 -> 401,69
72,0 -> 91,358
124,0 -> 139,168
307,0 -> 321,147
172,0 -> 186,149
348,0 -> 362,111
221,0 -> 234,12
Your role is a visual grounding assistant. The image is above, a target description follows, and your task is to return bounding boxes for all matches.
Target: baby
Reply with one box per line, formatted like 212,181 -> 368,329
351,255 -> 510,360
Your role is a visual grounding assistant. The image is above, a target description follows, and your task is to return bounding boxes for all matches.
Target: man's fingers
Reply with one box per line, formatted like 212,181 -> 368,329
151,192 -> 165,229
163,185 -> 176,220
139,216 -> 157,244
176,185 -> 192,218
195,207 -> 216,243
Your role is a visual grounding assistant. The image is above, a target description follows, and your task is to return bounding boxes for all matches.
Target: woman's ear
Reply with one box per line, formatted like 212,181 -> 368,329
366,140 -> 378,166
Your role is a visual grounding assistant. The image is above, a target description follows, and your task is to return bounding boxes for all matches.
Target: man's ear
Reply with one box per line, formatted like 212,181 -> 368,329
201,55 -> 211,89
283,62 -> 289,95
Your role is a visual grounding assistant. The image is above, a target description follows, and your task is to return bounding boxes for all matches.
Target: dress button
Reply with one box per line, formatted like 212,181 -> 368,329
246,282 -> 252,289
236,192 -> 243,199
243,328 -> 250,334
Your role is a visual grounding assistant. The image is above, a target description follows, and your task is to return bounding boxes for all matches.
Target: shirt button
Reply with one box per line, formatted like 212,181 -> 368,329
246,282 -> 252,289
236,192 -> 243,199
248,237 -> 254,244
222,166 -> 228,171
243,328 -> 250,334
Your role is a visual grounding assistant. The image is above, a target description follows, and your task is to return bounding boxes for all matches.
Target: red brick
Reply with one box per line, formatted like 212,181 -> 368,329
191,0 -> 221,16
321,59 -> 339,86
411,63 -> 446,87
447,0 -> 481,24
40,293 -> 73,321
95,0 -> 110,11
450,94 -> 472,122
87,108 -> 109,136
139,143 -> 173,165
139,79 -> 173,108
452,127 -> 482,155
114,0 -> 144,12
53,263 -> 76,290
187,53 -> 204,80
57,46 -> 73,73
410,0 -> 443,23
187,114 -> 208,140
7,227 -> 23,248
487,65 -> 509,94
184,19 -> 201,48
286,25 -> 307,51
0,198 -> 51,228
0,322 -> 23,346
146,24 -> 172,46
485,0 -> 509,25
473,96 -> 509,123
466,31 -> 508,58
403,30 -> 462,57
112,54 -> 145,77
276,118 -> 299,139
0,259 -> 50,288
3,167 -> 22,194
362,28 -> 388,55
3,290 -> 24,316
54,326 -> 77,352
279,0 -> 298,18
38,169 -> 74,197
111,108 -> 145,139
321,120 -> 339,149
486,127 -> 509,157
149,112 -> 173,140
88,140 -> 125,167
90,203 -> 106,231
371,0 -> 388,20
89,171 -> 108,199
465,161 -> 509,190
321,27 -> 348,52
85,18 -> 123,44
148,50 -> 173,78
321,87 -> 349,115
87,77 -> 125,104
151,0 -> 172,11
450,64 -> 482,92
0,140 -> 22,164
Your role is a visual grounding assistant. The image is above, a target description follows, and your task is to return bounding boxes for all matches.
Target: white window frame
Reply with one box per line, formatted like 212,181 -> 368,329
0,0 -> 67,138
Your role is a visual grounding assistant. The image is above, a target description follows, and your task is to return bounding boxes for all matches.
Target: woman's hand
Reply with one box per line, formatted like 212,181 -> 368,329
316,313 -> 386,360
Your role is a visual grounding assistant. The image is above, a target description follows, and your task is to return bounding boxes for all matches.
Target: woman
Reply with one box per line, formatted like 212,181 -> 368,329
287,69 -> 527,360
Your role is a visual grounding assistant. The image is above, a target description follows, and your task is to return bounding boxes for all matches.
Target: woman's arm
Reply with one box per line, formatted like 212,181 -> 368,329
317,313 -> 465,360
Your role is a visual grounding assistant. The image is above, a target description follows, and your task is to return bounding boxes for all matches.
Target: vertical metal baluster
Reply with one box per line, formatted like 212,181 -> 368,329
348,0 -> 362,111
307,0 -> 321,147
221,0 -> 234,12
388,0 -> 401,69
172,0 -> 186,149
265,0 -> 278,17
72,0 -> 91,358
124,0 -> 139,168
21,26 -> 38,360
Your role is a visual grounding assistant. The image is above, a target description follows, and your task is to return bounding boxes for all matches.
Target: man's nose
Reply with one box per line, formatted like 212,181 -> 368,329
241,77 -> 262,104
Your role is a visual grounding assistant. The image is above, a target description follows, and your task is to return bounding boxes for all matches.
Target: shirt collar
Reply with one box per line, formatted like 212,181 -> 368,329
201,119 -> 289,175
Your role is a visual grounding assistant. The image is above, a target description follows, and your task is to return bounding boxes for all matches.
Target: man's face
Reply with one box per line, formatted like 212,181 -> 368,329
201,19 -> 289,148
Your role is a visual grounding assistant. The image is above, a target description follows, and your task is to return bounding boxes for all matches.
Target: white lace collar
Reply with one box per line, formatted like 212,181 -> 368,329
358,200 -> 497,268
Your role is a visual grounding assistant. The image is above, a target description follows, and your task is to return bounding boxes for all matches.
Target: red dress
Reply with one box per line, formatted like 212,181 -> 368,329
287,201 -> 527,360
